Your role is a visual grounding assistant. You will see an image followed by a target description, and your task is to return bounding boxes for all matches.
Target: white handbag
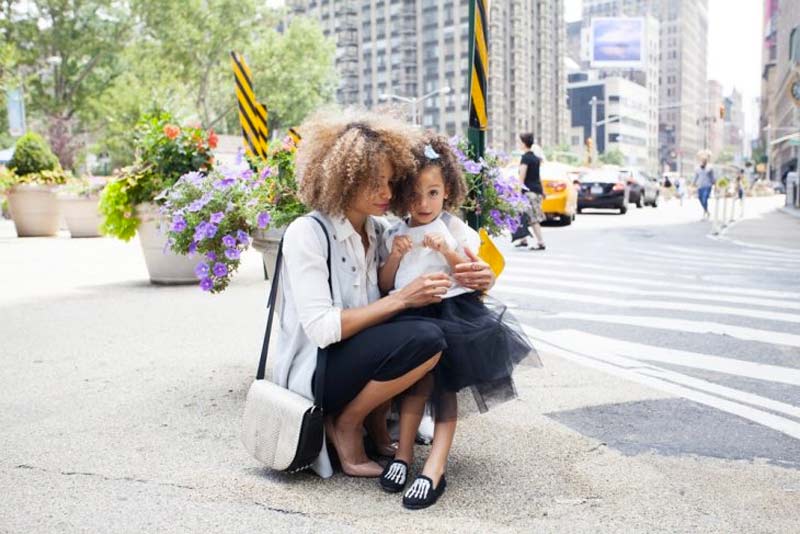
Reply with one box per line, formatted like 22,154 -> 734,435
241,216 -> 331,472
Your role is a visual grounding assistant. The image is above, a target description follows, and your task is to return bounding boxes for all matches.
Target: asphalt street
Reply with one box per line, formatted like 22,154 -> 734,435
1,195 -> 799,533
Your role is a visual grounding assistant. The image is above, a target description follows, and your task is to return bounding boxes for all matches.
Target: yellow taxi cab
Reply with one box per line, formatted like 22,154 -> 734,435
540,161 -> 579,225
503,159 -> 579,225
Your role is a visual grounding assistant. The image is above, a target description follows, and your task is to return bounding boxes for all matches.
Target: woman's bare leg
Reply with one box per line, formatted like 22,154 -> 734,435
394,372 -> 434,465
420,391 -> 457,486
329,353 -> 441,477
365,400 -> 395,454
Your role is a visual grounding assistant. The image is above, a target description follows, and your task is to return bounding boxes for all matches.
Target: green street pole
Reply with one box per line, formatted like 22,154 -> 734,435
466,0 -> 486,230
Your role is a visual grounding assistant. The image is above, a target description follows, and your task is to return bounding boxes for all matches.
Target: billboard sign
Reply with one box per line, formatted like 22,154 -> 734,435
590,17 -> 645,69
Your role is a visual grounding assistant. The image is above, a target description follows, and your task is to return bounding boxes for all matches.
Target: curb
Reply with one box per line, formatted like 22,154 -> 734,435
779,206 -> 800,219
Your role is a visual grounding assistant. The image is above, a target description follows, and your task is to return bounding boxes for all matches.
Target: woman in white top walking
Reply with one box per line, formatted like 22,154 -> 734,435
272,110 -> 496,479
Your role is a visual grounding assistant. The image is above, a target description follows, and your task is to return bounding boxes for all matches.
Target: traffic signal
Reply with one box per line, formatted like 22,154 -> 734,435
719,105 -> 725,119
585,137 -> 593,150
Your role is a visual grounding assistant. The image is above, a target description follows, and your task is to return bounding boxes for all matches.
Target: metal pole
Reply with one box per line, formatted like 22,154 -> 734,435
766,124 -> 772,183
466,0 -> 485,230
590,96 -> 598,164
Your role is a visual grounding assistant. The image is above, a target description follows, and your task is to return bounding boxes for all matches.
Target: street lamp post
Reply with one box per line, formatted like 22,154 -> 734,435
378,87 -> 452,126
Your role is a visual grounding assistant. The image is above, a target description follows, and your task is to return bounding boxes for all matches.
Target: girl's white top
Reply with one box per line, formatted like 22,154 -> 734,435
382,212 -> 480,299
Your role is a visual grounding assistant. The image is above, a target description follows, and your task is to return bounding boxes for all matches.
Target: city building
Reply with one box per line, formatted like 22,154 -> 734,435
758,0 -> 779,176
723,88 -> 745,163
762,0 -> 800,182
569,14 -> 660,172
567,75 -> 655,170
706,79 -> 725,158
286,0 -> 567,151
582,0 -> 710,175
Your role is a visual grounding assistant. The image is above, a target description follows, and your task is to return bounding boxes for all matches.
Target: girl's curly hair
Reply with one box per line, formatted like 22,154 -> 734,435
294,108 -> 421,216
390,131 -> 467,215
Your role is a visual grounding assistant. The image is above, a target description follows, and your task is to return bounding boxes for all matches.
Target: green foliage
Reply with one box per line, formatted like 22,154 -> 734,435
2,1 -> 133,168
249,141 -> 307,229
544,144 -> 580,165
715,150 -> 734,164
59,176 -> 106,198
249,17 -> 338,133
8,132 -> 60,176
99,170 -> 142,241
599,149 -> 625,166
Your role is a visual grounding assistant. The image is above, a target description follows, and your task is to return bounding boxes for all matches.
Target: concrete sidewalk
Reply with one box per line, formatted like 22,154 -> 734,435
721,206 -> 800,252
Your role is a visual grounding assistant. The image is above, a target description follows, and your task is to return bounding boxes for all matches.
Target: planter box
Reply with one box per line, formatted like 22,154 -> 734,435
251,226 -> 286,280
58,195 -> 102,238
7,184 -> 60,237
136,203 -> 202,285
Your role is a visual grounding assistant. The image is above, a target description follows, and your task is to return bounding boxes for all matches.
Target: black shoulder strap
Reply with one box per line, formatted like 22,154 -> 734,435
256,216 -> 333,408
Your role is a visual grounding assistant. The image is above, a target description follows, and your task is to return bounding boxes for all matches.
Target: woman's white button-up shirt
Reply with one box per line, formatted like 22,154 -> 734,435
270,212 -> 385,478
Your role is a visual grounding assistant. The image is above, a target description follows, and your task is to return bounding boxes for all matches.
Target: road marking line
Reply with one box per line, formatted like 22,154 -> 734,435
661,244 -> 800,263
505,255 -> 800,299
499,271 -> 800,311
525,327 -> 800,441
493,284 -> 800,324
627,249 -> 798,272
520,327 -> 800,385
517,310 -> 800,348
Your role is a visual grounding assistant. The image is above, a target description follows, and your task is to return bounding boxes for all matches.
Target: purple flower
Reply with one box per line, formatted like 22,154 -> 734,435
209,211 -> 225,224
235,147 -> 245,165
240,169 -> 255,181
200,277 -> 214,291
194,262 -> 210,278
257,211 -> 271,229
170,217 -> 187,233
489,209 -> 503,227
193,222 -> 209,242
213,262 -> 228,277
188,241 -> 198,254
236,229 -> 250,244
463,160 -> 482,174
188,199 -> 204,213
213,177 -> 236,190
222,234 -> 237,248
204,223 -> 219,239
224,248 -> 241,260
183,171 -> 205,186
206,251 -> 217,261
259,166 -> 273,180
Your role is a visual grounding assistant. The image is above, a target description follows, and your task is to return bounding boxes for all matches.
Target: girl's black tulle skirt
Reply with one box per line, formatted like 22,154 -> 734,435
393,291 -> 541,420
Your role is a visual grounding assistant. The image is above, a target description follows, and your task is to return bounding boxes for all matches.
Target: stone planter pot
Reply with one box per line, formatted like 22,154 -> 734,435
135,203 -> 202,285
58,195 -> 102,238
7,183 -> 61,237
251,226 -> 286,280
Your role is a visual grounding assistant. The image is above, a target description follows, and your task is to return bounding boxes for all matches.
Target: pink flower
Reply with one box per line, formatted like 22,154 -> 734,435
164,124 -> 180,140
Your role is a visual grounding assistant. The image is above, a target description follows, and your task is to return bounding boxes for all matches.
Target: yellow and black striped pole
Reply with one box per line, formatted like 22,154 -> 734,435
230,51 -> 269,159
467,0 -> 489,230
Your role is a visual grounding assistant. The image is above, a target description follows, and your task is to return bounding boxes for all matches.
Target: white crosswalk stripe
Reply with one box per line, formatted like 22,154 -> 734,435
496,239 -> 800,442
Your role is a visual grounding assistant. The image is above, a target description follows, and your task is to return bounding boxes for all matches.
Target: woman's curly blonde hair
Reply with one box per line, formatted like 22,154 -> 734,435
295,108 -> 421,216
390,131 -> 468,215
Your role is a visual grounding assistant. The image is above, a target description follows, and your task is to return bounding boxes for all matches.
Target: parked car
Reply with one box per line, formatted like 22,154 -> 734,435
540,162 -> 579,225
577,168 -> 630,214
619,169 -> 660,208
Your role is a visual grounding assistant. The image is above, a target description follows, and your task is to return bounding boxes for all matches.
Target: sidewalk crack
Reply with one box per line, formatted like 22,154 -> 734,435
14,464 -> 196,490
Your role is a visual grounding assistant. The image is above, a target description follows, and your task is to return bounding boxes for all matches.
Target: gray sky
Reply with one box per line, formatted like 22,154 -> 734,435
565,0 -> 763,140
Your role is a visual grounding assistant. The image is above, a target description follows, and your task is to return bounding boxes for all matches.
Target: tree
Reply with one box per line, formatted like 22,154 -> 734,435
715,150 -> 734,165
1,0 -> 134,169
248,17 -> 338,135
599,148 -> 625,166
544,143 -> 580,165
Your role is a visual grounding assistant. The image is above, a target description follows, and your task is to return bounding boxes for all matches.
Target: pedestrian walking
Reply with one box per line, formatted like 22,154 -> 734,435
516,132 -> 546,250
734,167 -> 747,218
271,110 -> 470,479
378,133 -> 539,509
693,157 -> 716,219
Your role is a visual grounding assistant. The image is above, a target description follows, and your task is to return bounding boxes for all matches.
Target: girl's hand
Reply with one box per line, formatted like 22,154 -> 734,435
394,272 -> 451,308
423,232 -> 449,253
390,235 -> 413,259
453,247 -> 495,292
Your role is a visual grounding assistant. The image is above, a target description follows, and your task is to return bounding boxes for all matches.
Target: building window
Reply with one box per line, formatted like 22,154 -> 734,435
791,27 -> 800,63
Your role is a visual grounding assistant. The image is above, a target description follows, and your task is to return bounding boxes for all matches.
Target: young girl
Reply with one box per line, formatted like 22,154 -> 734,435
378,133 -> 540,509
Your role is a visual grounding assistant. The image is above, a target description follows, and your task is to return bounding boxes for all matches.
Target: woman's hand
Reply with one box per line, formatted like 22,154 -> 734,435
389,235 -> 413,259
393,272 -> 452,309
423,232 -> 450,253
453,247 -> 495,292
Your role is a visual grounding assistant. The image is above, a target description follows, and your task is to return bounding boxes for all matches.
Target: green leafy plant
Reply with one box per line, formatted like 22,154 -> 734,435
59,176 -> 107,198
8,132 -> 60,178
99,112 -> 217,240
